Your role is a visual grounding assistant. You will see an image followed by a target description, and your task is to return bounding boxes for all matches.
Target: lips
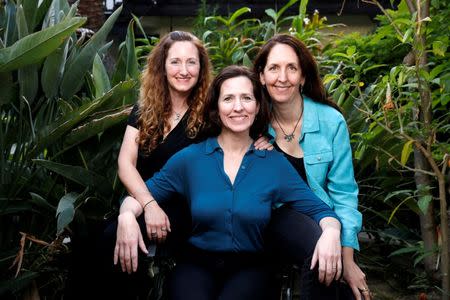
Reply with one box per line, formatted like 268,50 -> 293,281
229,115 -> 247,121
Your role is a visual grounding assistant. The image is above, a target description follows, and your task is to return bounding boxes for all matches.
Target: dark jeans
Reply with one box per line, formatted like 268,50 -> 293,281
266,205 -> 355,300
167,245 -> 278,300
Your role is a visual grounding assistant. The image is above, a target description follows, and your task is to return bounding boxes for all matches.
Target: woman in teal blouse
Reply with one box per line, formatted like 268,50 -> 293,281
254,34 -> 370,299
119,66 -> 342,299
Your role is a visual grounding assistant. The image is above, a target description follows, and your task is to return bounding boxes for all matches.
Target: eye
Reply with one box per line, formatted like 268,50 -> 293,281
187,59 -> 198,66
221,97 -> 233,103
288,65 -> 298,72
268,65 -> 278,72
170,60 -> 180,65
242,96 -> 255,103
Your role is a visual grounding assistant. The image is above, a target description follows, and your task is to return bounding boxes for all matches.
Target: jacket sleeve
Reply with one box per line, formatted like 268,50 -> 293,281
328,117 -> 362,250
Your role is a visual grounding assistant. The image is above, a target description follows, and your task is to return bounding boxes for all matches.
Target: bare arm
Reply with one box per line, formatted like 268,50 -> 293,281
118,125 -> 154,210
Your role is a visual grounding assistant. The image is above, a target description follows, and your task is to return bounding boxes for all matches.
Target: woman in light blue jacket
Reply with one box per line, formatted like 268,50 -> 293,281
254,34 -> 370,300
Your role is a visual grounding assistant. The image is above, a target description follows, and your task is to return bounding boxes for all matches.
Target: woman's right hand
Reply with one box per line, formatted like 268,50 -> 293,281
144,201 -> 171,243
114,211 -> 148,274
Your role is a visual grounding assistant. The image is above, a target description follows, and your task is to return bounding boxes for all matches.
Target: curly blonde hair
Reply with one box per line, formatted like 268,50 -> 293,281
137,31 -> 212,153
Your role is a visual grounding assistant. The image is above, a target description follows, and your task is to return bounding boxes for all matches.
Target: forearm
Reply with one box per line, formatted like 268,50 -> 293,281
319,216 -> 341,233
342,246 -> 355,262
118,163 -> 154,208
119,196 -> 144,217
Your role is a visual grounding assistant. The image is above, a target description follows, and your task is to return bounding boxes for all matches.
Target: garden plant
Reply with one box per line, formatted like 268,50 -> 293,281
0,0 -> 448,299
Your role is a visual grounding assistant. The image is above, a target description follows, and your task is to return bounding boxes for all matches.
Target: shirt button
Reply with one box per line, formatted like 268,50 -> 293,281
241,165 -> 246,170
317,156 -> 321,161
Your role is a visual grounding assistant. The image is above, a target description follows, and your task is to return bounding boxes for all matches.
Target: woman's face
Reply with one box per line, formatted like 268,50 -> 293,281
259,43 -> 305,104
165,41 -> 201,95
218,76 -> 259,135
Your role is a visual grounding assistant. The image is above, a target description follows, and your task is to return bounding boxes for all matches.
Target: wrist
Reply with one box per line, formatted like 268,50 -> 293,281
143,199 -> 157,211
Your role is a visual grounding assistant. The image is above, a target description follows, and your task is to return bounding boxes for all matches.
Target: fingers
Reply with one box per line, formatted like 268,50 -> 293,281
350,285 -> 362,300
138,231 -> 148,255
359,287 -> 372,300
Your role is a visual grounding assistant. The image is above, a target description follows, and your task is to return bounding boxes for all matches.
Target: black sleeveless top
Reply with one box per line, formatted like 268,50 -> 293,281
273,142 -> 308,184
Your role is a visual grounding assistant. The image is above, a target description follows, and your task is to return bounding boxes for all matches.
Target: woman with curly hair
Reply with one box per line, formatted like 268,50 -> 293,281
97,31 -> 212,299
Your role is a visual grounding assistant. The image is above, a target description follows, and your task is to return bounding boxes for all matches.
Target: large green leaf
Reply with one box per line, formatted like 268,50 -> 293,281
60,5 -> 123,99
125,19 -> 139,79
92,54 -> 111,98
4,0 -> 18,47
19,0 -> 38,32
41,38 -> 69,98
42,0 -> 70,28
64,105 -> 131,147
16,4 -> 38,103
29,80 -> 136,156
0,16 -> 85,72
34,160 -> 111,196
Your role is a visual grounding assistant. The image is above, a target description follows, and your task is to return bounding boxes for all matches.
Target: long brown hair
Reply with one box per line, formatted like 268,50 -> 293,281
138,31 -> 212,153
203,66 -> 270,140
253,34 -> 340,112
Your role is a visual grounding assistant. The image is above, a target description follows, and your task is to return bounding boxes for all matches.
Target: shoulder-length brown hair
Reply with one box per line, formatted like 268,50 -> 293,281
253,34 -> 340,112
204,65 -> 270,139
138,31 -> 212,153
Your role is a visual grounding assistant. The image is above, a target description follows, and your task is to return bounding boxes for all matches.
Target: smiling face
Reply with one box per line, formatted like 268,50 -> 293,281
165,41 -> 200,96
259,43 -> 305,104
218,76 -> 259,135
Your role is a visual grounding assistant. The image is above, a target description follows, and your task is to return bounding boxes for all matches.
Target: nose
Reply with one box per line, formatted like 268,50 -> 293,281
179,63 -> 188,75
278,68 -> 287,82
232,99 -> 243,111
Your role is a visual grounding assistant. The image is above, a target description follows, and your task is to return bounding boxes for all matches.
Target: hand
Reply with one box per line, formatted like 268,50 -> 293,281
144,201 -> 171,243
254,135 -> 273,150
310,227 -> 342,286
343,254 -> 371,300
114,211 -> 148,274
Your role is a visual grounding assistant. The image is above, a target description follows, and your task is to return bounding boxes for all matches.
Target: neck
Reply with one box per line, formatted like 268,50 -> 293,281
272,94 -> 303,123
169,90 -> 190,111
217,130 -> 253,154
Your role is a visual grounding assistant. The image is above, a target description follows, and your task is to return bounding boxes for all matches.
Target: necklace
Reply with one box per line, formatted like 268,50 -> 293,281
274,107 -> 304,142
172,107 -> 187,122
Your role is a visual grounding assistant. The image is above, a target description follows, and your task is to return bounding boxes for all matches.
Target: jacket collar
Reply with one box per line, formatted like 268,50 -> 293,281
302,96 -> 319,134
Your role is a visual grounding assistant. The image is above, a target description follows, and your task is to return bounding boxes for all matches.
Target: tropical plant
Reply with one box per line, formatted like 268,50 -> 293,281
321,0 -> 449,297
0,0 -> 139,297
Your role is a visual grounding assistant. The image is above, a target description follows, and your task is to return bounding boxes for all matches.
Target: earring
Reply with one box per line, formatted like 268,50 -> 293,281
299,83 -> 303,94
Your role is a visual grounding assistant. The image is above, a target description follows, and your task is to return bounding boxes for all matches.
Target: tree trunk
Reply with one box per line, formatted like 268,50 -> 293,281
406,0 -> 450,297
77,0 -> 105,31
414,148 -> 438,277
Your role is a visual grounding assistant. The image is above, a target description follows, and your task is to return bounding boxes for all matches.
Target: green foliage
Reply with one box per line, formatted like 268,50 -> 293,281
0,1 -> 140,297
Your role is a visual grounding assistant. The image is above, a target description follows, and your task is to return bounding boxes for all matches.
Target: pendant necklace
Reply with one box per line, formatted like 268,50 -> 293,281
173,107 -> 187,122
274,107 -> 303,142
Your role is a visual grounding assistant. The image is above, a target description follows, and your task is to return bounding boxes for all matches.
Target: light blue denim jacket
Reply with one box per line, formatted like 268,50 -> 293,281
269,96 -> 362,250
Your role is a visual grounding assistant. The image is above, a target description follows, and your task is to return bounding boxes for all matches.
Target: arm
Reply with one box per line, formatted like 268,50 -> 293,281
329,117 -> 369,298
276,159 -> 342,285
328,117 -> 362,250
117,125 -> 154,210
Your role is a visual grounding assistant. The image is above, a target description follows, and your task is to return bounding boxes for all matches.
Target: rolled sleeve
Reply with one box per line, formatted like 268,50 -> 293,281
328,118 -> 362,250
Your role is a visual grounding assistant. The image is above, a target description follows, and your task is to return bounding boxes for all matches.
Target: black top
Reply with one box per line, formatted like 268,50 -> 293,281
273,142 -> 308,184
128,104 -> 198,181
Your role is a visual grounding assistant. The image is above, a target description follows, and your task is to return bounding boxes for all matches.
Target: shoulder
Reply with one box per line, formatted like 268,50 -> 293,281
305,97 -> 345,124
263,150 -> 292,169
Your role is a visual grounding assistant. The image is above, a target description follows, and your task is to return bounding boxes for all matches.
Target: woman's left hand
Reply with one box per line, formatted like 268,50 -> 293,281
343,253 -> 371,300
310,226 -> 342,286
254,135 -> 273,150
